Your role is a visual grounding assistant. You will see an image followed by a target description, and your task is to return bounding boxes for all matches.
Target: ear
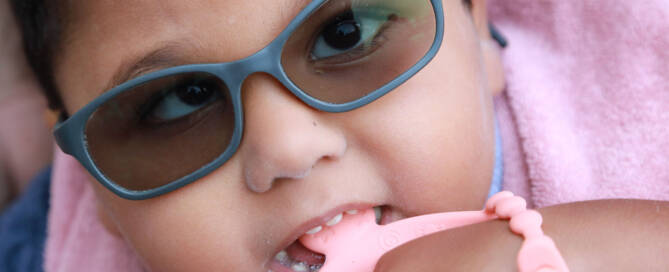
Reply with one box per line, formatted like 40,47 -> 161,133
470,0 -> 505,96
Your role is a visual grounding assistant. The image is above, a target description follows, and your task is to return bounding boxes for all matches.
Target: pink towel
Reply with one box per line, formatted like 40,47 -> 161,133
490,0 -> 669,207
44,1 -> 669,271
45,149 -> 145,272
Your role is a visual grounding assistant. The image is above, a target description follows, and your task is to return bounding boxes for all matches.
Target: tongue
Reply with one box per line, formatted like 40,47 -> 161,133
285,240 -> 325,266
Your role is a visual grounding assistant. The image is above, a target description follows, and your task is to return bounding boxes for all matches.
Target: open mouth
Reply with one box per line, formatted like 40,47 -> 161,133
268,205 -> 400,272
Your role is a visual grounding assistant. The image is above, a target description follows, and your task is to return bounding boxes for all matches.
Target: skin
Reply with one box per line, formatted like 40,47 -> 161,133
375,200 -> 669,271
55,0 -> 506,271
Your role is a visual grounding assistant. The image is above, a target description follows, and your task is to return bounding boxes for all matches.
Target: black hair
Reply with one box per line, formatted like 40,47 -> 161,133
9,0 -> 65,111
9,0 -> 481,113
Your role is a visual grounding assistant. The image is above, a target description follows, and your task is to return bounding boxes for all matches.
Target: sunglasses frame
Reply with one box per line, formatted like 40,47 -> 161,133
54,0 -> 446,200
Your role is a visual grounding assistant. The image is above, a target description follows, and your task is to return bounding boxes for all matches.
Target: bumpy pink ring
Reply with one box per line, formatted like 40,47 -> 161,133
485,191 -> 570,272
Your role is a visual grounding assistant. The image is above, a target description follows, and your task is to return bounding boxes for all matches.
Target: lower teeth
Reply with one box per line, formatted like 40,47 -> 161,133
291,262 -> 308,271
274,250 -> 322,272
276,207 -> 385,271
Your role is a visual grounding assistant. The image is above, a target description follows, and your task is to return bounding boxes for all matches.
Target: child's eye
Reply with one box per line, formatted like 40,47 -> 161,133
310,8 -> 397,63
140,78 -> 223,124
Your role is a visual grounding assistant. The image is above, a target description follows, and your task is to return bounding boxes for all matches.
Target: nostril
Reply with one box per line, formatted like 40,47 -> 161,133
284,167 -> 313,180
244,161 -> 315,193
324,139 -> 347,161
242,135 -> 346,193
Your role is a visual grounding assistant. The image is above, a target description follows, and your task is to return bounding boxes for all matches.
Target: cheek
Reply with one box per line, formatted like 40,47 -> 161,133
341,45 -> 496,213
386,93 -> 492,211
91,173 -> 265,271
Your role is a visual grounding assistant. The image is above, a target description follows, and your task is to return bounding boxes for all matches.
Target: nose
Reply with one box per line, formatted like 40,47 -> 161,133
239,73 -> 347,193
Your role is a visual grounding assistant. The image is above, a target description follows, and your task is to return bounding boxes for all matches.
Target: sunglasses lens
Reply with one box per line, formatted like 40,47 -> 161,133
281,0 -> 437,104
85,72 -> 235,191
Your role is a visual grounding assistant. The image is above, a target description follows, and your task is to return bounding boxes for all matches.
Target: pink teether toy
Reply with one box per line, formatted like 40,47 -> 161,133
299,208 -> 496,271
299,191 -> 569,272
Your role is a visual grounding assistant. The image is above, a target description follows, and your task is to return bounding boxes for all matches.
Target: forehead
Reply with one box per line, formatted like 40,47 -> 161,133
65,0 -> 310,57
69,0 -> 310,26
58,0 -> 311,110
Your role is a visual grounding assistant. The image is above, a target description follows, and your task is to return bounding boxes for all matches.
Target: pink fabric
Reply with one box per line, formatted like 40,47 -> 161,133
45,148 -> 144,272
44,1 -> 669,271
490,0 -> 669,207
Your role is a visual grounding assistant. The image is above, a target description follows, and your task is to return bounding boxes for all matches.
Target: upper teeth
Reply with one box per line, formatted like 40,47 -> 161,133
305,211 -> 343,235
305,225 -> 322,234
305,207 -> 383,236
325,213 -> 343,226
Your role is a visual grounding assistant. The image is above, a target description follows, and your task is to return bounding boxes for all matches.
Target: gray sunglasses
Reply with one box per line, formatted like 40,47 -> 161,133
54,0 -> 450,200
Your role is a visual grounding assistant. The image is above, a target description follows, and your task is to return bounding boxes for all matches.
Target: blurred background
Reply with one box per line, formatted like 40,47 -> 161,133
0,0 -> 54,212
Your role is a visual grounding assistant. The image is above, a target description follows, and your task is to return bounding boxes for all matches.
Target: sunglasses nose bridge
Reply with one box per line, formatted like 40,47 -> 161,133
220,43 -> 284,90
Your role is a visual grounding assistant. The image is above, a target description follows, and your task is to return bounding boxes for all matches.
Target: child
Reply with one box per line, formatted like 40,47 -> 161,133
7,0 -> 669,271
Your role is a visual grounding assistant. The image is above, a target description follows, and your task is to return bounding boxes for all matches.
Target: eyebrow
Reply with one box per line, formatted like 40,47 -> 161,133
104,41 -> 190,93
103,0 -> 312,94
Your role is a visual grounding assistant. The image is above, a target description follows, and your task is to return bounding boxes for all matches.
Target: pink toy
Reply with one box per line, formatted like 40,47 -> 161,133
300,191 -> 569,272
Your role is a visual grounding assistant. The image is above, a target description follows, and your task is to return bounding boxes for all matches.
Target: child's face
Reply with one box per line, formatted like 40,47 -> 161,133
55,0 -> 502,271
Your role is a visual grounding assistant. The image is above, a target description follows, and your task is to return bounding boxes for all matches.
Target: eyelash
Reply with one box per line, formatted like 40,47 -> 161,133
307,7 -> 397,65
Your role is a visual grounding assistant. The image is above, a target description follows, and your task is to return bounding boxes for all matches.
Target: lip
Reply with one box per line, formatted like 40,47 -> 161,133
266,202 -> 380,267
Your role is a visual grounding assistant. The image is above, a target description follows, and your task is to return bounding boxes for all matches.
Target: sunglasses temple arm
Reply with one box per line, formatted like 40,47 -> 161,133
489,22 -> 508,48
